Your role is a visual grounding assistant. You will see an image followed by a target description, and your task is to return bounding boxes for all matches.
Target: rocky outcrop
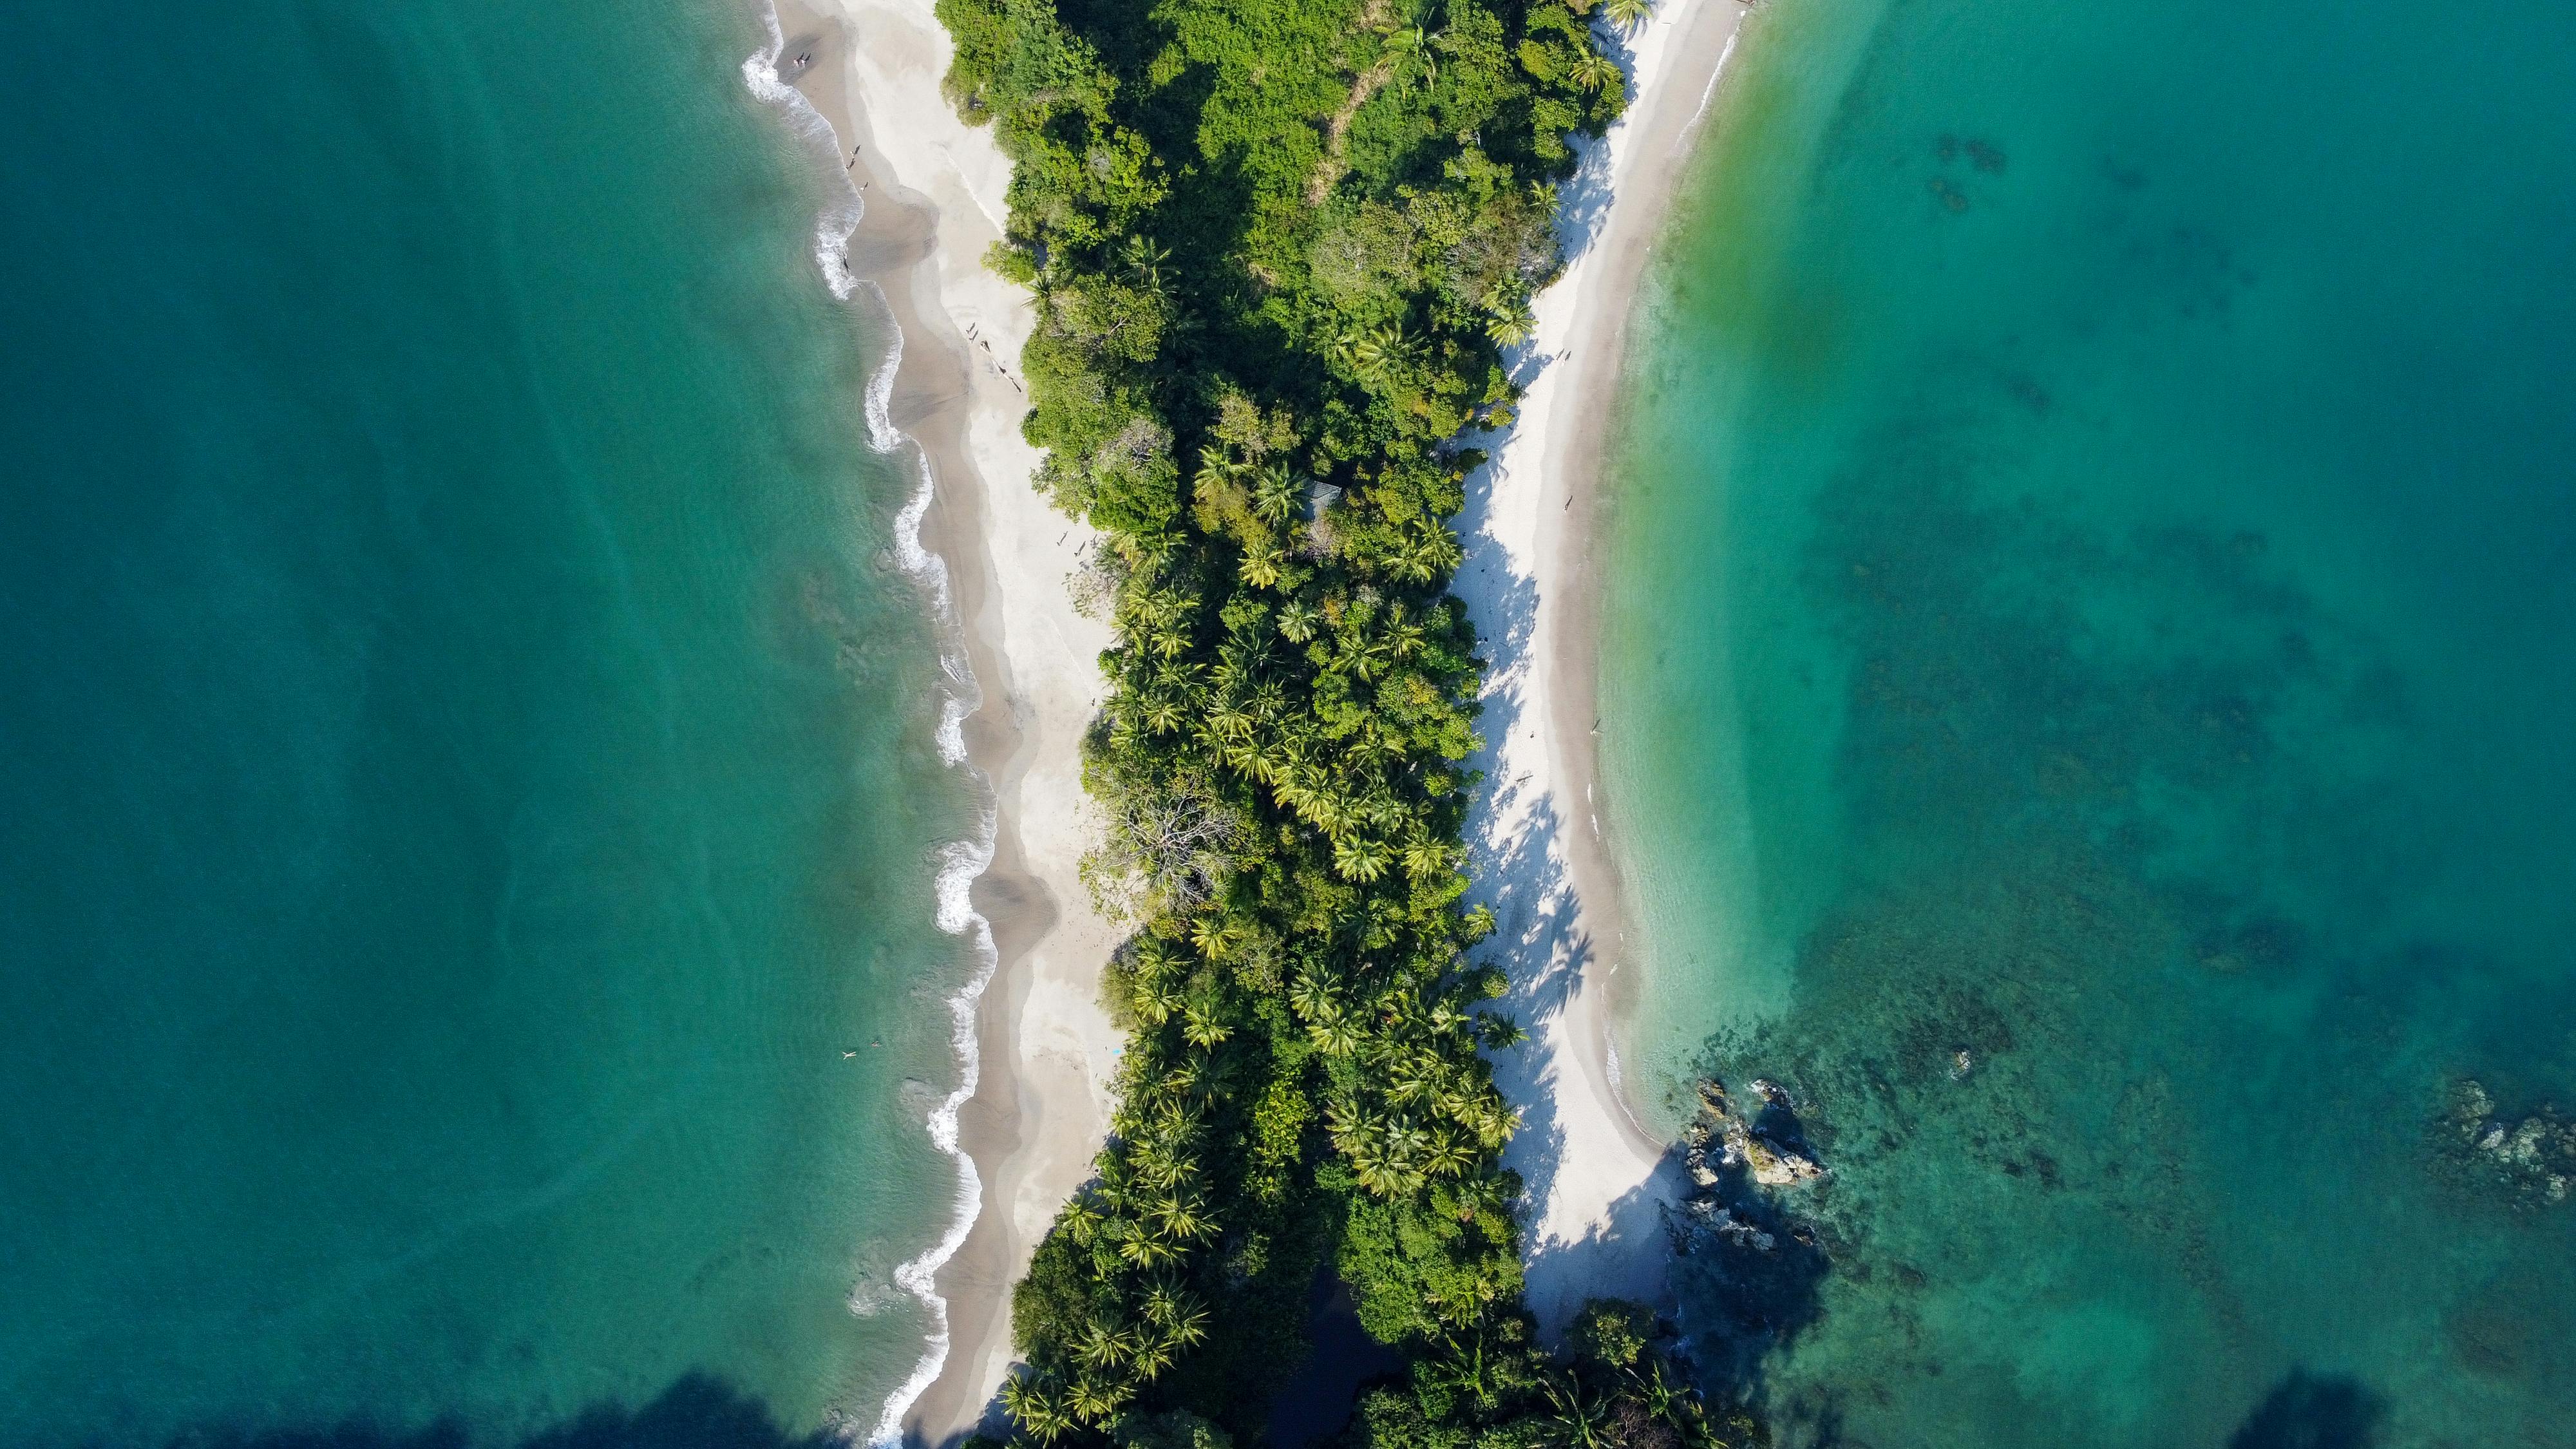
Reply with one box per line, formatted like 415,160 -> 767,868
1664,1077 -> 1832,1388
1684,1078 -> 1825,1189
2443,1079 -> 2575,1207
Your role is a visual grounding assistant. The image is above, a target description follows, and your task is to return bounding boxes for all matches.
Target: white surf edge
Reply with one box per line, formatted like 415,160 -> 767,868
742,10 -> 1003,1444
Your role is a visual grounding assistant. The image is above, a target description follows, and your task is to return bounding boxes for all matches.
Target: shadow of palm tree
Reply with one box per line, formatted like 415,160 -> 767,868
1432,0 -> 1698,1339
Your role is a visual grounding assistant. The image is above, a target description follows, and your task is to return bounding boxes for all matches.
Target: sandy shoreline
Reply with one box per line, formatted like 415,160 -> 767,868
765,2 -> 1122,1441
1456,0 -> 1747,1332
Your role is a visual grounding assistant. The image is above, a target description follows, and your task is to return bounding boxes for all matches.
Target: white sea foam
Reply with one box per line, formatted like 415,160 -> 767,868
743,10 -> 1005,1443
858,279 -> 907,451
1689,31 -> 1739,133
863,299 -> 976,770
863,820 -> 998,1446
742,5 -> 866,299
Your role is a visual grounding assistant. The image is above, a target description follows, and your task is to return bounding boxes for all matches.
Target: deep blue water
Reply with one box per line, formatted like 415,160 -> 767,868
0,2 -> 971,1443
1596,0 -> 2576,1443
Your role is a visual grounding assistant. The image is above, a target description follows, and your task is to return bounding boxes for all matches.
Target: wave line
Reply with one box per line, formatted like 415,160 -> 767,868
741,9 -> 1001,1442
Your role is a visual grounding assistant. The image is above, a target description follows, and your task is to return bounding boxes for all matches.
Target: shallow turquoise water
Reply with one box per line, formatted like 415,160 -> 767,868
1598,0 -> 2576,1443
0,3 -> 971,1444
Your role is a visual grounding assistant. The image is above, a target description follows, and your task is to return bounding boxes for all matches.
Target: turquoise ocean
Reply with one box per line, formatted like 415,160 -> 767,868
1,2 -> 981,1444
1598,0 -> 2576,1443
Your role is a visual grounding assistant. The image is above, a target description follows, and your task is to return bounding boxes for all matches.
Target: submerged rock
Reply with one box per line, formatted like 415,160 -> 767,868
1694,1078 -> 1734,1121
2441,1077 -> 2575,1207
1665,1078 -> 1835,1381
1699,1204 -> 1777,1252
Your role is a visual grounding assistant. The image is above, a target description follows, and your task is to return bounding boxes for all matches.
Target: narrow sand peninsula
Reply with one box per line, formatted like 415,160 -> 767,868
1457,0 -> 1747,1332
777,0 -> 1742,1432
772,2 -> 1120,1441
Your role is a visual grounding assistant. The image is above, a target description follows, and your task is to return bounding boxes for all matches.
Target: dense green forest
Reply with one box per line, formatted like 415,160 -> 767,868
933,0 -> 1755,1442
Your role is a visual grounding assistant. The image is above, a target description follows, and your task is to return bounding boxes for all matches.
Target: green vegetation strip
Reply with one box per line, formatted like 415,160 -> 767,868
936,0 -> 1754,1441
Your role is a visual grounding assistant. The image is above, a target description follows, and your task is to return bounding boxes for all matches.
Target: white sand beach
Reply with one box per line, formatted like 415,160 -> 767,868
1453,0 -> 1748,1332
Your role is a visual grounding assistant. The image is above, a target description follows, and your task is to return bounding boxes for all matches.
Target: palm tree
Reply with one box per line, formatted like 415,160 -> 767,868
1220,737 -> 1266,779
1623,1353 -> 1701,1425
1189,914 -> 1239,960
1413,522 -> 1465,576
1340,629 -> 1393,682
1131,1335 -> 1177,1379
1401,835 -> 1453,880
1297,780 -> 1356,840
1139,585 -> 1197,633
1383,1115 -> 1432,1160
1240,544 -> 1287,589
1389,24 -> 1437,88
1324,1097 -> 1369,1149
1334,833 -> 1394,882
1151,1191 -> 1214,1241
1132,1137 -> 1188,1188
1343,1134 -> 1398,1194
1118,1228 -> 1180,1268
1328,321 -> 1405,375
1569,47 -> 1622,93
1000,1374 -> 1074,1444
1253,464 -> 1305,524
1140,1278 -> 1187,1326
1388,1066 -> 1442,1108
1060,1193 -> 1110,1245
1600,0 -> 1653,33
1434,1081 -> 1492,1128
1426,1331 -> 1502,1411
1311,1013 -> 1364,1057
1195,446 -> 1255,503
1065,1375 -> 1130,1425
1426,1133 -> 1478,1177
1388,540 -> 1440,583
1486,310 -> 1532,347
1541,1370 -> 1615,1448
1122,234 -> 1171,289
1131,938 -> 1180,981
1267,770 -> 1312,819
1074,1320 -> 1135,1371
1377,1155 -> 1430,1196
1180,998 -> 1232,1048
1290,971 -> 1338,1022
1276,598 -> 1323,643
1128,972 -> 1179,1027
